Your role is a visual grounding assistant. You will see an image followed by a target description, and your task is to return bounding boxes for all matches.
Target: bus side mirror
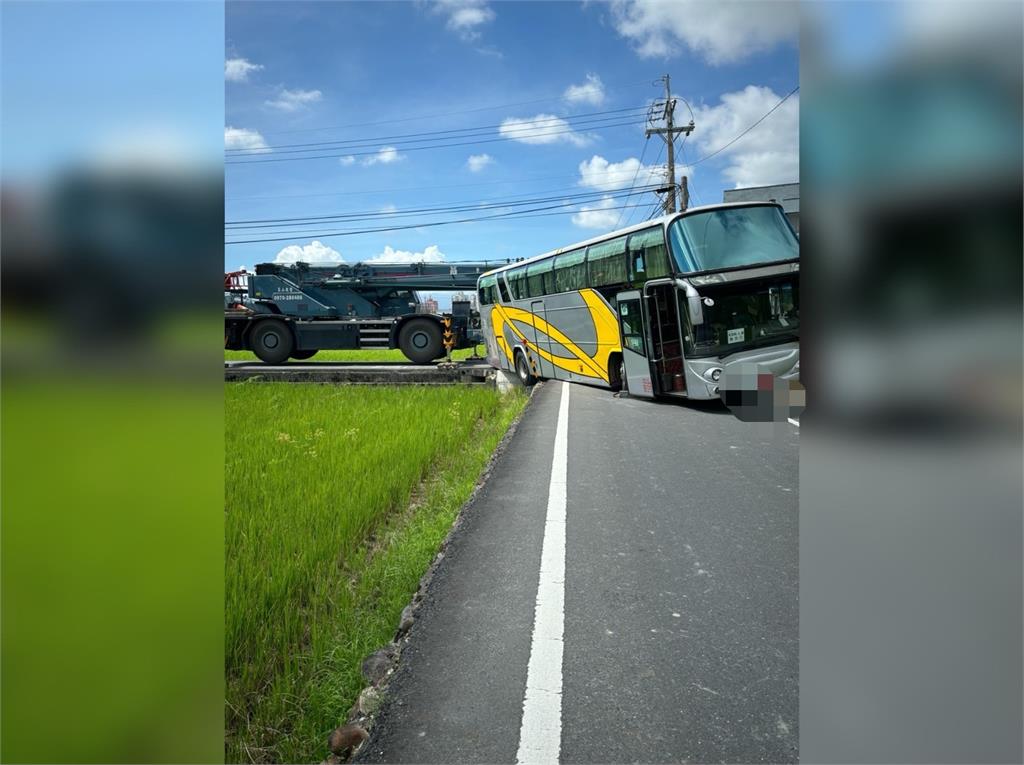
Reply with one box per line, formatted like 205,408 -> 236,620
676,279 -> 704,326
687,295 -> 704,326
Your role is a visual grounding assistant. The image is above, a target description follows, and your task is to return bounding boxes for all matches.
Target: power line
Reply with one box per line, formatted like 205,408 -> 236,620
689,85 -> 799,166
226,117 -> 645,165
612,136 -> 651,230
225,202 -> 655,246
225,191 -> 657,245
252,78 -> 654,137
226,187 -> 654,240
226,167 -> 664,202
226,106 -> 649,153
624,138 -> 665,228
678,139 -> 703,207
226,184 -> 663,229
226,114 -> 647,159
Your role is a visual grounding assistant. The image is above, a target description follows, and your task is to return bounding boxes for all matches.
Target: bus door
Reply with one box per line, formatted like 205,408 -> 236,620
645,283 -> 686,395
529,299 -> 558,380
615,290 -> 654,397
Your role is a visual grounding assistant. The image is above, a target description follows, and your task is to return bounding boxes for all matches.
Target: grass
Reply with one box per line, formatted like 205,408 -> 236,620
3,382 -> 222,763
225,348 -> 480,363
225,383 -> 525,763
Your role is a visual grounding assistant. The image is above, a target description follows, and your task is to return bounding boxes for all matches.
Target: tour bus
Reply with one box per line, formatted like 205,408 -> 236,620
476,202 -> 799,400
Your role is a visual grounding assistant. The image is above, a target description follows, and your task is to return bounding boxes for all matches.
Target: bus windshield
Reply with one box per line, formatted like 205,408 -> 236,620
668,205 -> 798,273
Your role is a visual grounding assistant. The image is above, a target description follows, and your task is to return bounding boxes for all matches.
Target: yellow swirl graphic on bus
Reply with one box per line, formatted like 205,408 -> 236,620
489,289 -> 621,382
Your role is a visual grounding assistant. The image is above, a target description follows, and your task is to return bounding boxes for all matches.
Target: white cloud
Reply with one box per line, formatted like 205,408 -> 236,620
225,57 -> 263,82
577,154 -> 667,191
367,245 -> 446,263
339,155 -> 356,166
92,126 -> 206,171
363,146 -> 403,166
691,85 -> 799,188
224,126 -> 270,153
499,114 -> 588,146
571,196 -> 621,229
431,0 -> 495,41
274,240 -> 344,265
564,73 -> 606,106
379,203 -> 398,214
610,0 -> 798,65
265,88 -> 322,112
466,153 -> 494,172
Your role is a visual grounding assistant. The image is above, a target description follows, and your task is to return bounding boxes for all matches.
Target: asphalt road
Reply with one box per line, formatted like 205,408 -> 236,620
358,380 -> 798,764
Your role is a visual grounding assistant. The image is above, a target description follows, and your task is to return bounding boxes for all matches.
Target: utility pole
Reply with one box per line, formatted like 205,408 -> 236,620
645,74 -> 694,214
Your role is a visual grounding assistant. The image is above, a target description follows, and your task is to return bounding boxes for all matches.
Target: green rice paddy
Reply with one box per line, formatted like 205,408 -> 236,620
225,383 -> 524,763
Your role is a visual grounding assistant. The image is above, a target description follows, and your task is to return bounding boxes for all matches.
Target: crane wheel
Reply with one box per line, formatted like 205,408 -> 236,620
398,318 -> 444,364
251,320 -> 294,364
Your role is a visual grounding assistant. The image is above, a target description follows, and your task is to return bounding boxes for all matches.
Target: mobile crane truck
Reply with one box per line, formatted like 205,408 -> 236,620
224,259 -> 504,364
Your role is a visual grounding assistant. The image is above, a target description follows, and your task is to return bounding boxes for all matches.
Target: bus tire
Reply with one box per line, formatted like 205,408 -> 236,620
251,320 -> 294,364
290,349 -> 318,360
398,318 -> 444,363
608,353 -> 624,392
515,350 -> 537,387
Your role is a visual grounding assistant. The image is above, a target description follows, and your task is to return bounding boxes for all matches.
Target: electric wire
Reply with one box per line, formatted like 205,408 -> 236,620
688,85 -> 799,166
611,137 -> 651,231
225,192 -> 656,245
225,83 -> 799,244
226,167 -> 661,202
226,106 -> 650,153
226,117 -> 644,164
230,117 -> 647,164
226,184 -> 663,228
253,78 -> 654,137
624,138 -> 665,228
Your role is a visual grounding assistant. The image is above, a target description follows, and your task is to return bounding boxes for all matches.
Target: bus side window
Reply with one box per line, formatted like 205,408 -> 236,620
527,259 -> 555,297
587,236 -> 627,288
508,267 -> 528,300
554,248 -> 586,292
618,298 -> 646,355
629,228 -> 671,281
497,277 -> 511,303
478,277 -> 494,305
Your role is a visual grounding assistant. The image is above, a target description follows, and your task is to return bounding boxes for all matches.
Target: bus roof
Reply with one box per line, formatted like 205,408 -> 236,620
479,201 -> 782,278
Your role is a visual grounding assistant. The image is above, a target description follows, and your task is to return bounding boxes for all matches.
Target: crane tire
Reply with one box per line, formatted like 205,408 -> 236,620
398,318 -> 444,364
251,320 -> 294,365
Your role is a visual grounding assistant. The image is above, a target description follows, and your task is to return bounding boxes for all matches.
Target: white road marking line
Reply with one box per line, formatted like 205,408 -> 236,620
516,381 -> 570,765
788,417 -> 800,428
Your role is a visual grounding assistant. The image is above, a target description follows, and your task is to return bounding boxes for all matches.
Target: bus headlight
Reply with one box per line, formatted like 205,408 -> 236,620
704,367 -> 722,382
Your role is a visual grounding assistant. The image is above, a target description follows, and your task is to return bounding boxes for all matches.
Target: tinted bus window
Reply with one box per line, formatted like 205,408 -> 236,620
527,258 -> 555,297
496,276 -> 511,303
478,275 -> 497,305
587,236 -> 627,287
507,266 -> 528,300
554,248 -> 586,292
628,227 -> 671,282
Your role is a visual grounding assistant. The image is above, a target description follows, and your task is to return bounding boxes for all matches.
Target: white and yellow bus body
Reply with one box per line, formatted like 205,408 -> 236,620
477,203 -> 800,399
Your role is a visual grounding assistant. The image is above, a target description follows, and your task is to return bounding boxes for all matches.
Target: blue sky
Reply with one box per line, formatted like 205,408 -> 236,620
224,1 -> 799,277
2,1 -> 223,177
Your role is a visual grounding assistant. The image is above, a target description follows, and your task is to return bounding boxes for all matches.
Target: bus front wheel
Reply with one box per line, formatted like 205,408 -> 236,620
515,351 -> 537,387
